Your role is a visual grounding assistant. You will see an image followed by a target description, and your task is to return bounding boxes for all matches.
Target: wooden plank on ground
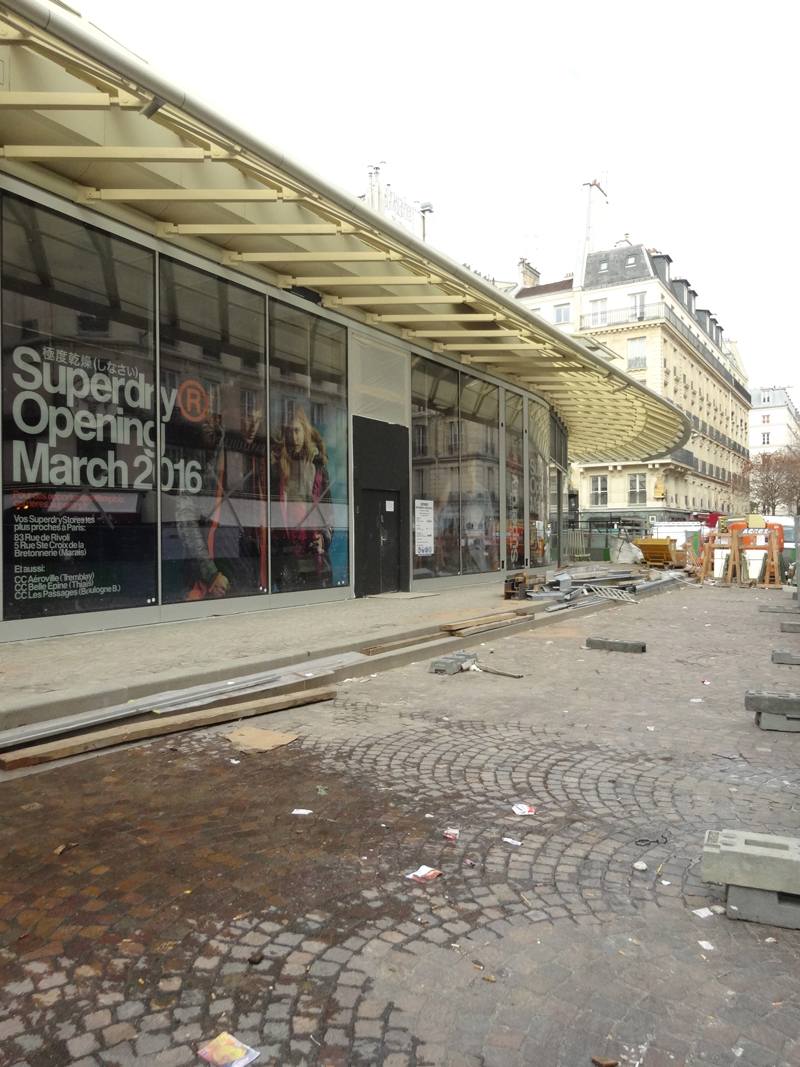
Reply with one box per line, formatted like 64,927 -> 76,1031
450,617 -> 528,638
0,686 -> 335,769
362,632 -> 440,656
441,610 -> 525,632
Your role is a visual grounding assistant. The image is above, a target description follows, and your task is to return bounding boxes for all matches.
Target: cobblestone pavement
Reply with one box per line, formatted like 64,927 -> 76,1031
2,585 -> 800,1067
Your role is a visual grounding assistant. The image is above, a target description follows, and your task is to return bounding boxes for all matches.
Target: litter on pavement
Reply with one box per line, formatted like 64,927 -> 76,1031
444,827 -> 460,840
198,1032 -> 259,1066
692,907 -> 714,918
698,940 -> 715,951
292,808 -> 313,816
406,865 -> 443,882
223,727 -> 298,752
503,837 -> 522,846
512,803 -> 537,815
632,861 -> 648,871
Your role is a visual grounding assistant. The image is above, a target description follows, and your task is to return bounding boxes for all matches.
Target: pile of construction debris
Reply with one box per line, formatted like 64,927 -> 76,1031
504,564 -> 677,612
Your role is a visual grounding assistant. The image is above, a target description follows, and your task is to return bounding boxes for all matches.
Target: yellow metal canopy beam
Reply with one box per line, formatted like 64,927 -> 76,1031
83,188 -> 302,202
162,223 -> 355,235
1,145 -> 236,161
325,294 -> 474,306
228,251 -> 399,264
369,313 -> 504,323
448,344 -> 546,354
277,274 -> 440,287
404,329 -> 521,338
0,91 -> 141,108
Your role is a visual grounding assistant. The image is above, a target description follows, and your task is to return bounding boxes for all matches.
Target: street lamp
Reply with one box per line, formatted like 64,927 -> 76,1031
420,201 -> 434,242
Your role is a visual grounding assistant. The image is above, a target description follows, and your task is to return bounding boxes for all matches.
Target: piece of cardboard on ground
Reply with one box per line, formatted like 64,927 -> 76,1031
224,725 -> 298,751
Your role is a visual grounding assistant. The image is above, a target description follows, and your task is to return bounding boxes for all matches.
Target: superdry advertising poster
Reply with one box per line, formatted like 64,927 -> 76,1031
2,196 -> 158,620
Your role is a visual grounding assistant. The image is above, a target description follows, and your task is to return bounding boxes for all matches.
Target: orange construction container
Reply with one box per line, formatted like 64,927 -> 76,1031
728,520 -> 784,551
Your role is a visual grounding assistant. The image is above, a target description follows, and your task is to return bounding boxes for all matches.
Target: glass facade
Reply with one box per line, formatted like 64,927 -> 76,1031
505,393 -> 524,571
460,375 -> 500,575
0,191 -> 557,627
2,197 -> 157,619
160,258 -> 267,604
411,357 -> 459,578
268,301 -> 348,592
529,401 -> 549,567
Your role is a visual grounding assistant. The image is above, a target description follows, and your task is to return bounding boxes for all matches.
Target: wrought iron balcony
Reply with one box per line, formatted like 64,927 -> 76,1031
579,302 -> 751,404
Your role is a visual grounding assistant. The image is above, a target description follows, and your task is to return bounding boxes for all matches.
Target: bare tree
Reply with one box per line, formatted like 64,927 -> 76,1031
783,432 -> 800,514
744,451 -> 789,514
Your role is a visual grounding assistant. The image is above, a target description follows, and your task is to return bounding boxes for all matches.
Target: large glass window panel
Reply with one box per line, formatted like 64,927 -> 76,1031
268,301 -> 348,592
2,195 -> 156,619
460,374 -> 499,574
528,400 -> 549,567
159,258 -> 266,604
411,356 -> 459,578
505,393 -> 524,570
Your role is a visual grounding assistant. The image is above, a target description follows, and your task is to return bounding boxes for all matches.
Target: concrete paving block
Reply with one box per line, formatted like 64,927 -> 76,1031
727,884 -> 800,930
755,710 -> 800,732
780,620 -> 800,633
585,638 -> 646,653
702,830 -> 800,894
428,652 -> 477,675
758,604 -> 799,613
772,649 -> 800,665
745,690 -> 800,713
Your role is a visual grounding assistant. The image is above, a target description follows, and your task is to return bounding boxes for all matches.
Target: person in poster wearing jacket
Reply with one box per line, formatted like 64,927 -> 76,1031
270,403 -> 334,591
174,394 -> 267,601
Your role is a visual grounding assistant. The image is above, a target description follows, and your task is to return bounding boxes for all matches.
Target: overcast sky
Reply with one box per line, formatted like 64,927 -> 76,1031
75,0 -> 798,397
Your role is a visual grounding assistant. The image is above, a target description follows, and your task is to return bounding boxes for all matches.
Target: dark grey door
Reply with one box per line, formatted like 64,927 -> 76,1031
359,489 -> 400,595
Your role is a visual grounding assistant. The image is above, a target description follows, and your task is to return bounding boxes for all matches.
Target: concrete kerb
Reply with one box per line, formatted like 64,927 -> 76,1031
0,575 -> 683,739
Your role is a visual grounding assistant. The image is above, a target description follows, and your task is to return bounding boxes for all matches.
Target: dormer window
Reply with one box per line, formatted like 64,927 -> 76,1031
626,255 -> 636,267
599,261 -> 608,272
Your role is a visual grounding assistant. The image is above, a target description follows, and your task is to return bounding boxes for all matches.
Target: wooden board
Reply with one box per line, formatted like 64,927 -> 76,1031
441,608 -> 531,632
0,686 -> 335,769
362,632 -> 440,656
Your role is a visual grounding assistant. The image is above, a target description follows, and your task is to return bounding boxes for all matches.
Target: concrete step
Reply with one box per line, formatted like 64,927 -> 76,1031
773,649 -> 800,665
702,829 -> 800,894
745,691 -> 800,714
585,637 -> 646,653
780,620 -> 800,633
756,710 -> 800,732
727,884 -> 800,930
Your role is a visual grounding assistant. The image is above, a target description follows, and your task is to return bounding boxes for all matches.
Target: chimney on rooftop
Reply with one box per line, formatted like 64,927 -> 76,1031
518,258 -> 540,288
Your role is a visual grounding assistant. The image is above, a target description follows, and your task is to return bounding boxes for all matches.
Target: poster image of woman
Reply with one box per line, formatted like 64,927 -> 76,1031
270,403 -> 334,592
173,393 -> 268,602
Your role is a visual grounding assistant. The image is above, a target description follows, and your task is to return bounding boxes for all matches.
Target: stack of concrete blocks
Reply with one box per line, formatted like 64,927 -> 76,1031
702,829 -> 800,929
746,690 -> 800,732
428,651 -> 477,676
748,552 -> 800,729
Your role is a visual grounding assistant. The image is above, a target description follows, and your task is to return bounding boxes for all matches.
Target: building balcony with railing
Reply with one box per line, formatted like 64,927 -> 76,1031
579,301 -> 750,403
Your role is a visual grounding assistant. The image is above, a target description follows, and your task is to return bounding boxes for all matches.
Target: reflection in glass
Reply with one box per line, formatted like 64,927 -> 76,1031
549,465 -> 562,564
1,195 -> 156,619
528,401 -> 549,567
505,393 -> 524,570
411,357 -> 459,578
460,374 -> 500,574
269,301 -> 348,592
159,258 -> 266,604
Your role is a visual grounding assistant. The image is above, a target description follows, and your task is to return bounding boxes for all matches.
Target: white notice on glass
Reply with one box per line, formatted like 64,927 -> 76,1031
385,500 -> 395,512
415,499 -> 434,556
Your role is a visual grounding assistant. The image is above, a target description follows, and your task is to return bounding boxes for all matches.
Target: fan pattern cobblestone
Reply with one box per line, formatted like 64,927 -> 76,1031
2,585 -> 800,1066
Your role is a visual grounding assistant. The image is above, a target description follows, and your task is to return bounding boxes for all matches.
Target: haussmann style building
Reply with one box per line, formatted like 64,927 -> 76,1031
515,182 -> 750,527
0,1 -> 687,641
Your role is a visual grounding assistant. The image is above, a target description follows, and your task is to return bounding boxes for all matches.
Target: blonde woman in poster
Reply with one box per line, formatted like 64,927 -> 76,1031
270,403 -> 334,591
